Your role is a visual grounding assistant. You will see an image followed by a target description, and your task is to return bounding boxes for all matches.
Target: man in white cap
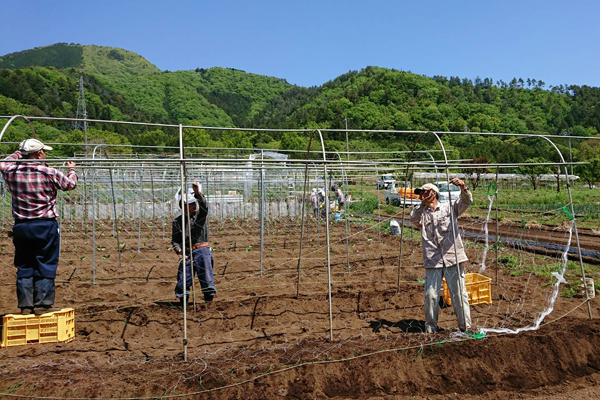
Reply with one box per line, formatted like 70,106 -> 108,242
410,178 -> 472,333
0,139 -> 77,315
171,182 -> 217,308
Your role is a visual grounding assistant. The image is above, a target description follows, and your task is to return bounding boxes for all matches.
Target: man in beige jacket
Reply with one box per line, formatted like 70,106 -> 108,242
410,178 -> 472,333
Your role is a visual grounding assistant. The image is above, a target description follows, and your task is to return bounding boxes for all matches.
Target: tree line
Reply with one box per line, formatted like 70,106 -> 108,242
0,58 -> 599,188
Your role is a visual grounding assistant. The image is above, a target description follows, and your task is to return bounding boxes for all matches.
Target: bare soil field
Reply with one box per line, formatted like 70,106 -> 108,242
1,216 -> 599,399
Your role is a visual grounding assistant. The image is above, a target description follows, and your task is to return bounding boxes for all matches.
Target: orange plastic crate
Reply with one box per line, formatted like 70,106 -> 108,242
1,308 -> 75,348
442,273 -> 492,306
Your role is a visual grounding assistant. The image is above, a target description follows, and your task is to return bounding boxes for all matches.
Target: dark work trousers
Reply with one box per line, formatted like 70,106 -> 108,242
13,219 -> 60,309
175,246 -> 217,300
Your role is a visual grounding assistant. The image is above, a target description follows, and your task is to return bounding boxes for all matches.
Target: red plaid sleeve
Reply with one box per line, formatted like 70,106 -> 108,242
0,152 -> 78,219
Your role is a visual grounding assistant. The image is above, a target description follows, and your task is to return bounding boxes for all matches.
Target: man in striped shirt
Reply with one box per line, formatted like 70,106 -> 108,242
0,139 -> 78,315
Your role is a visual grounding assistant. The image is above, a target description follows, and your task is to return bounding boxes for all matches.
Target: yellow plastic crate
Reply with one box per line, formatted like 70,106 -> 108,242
1,308 -> 75,348
442,273 -> 492,306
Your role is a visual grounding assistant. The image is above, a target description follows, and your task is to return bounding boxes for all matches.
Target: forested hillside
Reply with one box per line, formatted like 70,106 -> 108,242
0,43 -> 599,184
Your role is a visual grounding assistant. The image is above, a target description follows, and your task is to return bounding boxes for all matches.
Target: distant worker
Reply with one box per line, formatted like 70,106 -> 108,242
332,185 -> 344,211
317,188 -> 325,206
317,188 -> 326,217
0,139 -> 78,315
171,182 -> 217,308
410,178 -> 472,333
309,188 -> 319,218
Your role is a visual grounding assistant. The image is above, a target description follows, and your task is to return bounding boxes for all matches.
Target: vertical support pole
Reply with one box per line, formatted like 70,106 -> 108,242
107,166 -> 116,238
316,130 -> 334,342
294,170 -> 299,221
296,155 -> 312,298
82,170 -> 87,236
178,124 -> 188,361
563,164 -> 593,319
204,172 -> 210,236
315,167 -> 320,244
494,184 -> 500,285
91,156 -> 97,284
337,152 -> 351,273
375,165 -> 381,247
444,161 -> 469,331
122,170 -> 127,222
137,164 -> 144,252
182,162 -> 196,314
397,164 -> 412,292
58,190 -> 64,246
221,170 -> 225,223
107,162 -> 122,268
150,170 -> 156,247
260,150 -> 265,277
286,167 -> 291,220
296,130 -> 334,341
162,170 -> 167,240
343,169 -> 351,274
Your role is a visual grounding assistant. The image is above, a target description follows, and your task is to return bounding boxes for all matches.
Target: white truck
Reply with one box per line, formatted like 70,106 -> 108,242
376,174 -> 396,189
434,181 -> 461,203
384,182 -> 420,206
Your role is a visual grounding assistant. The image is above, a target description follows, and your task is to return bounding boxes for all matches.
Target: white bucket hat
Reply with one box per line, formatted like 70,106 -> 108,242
20,139 -> 53,154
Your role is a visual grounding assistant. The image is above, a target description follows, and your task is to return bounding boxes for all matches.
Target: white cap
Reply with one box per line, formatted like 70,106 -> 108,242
414,183 -> 439,195
181,191 -> 196,205
177,188 -> 198,208
20,139 -> 52,154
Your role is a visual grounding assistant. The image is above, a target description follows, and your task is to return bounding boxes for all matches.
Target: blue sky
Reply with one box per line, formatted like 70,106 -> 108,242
2,0 -> 599,88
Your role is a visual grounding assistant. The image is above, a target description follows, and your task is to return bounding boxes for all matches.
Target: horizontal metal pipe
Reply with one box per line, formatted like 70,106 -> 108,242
1,115 -> 597,141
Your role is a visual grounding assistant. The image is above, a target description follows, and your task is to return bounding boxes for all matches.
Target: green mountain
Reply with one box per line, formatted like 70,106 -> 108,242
0,43 -> 599,173
0,43 -> 84,70
81,45 -> 161,77
0,44 -> 303,127
0,43 -> 160,77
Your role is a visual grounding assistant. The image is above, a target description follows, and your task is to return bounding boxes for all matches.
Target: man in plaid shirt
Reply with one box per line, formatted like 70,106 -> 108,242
0,139 -> 78,315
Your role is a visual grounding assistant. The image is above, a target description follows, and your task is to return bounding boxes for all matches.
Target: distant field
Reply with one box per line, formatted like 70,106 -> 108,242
349,180 -> 600,229
469,184 -> 600,228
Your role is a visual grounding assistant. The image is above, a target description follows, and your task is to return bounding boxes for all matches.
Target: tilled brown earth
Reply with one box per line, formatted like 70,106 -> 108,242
0,218 -> 599,399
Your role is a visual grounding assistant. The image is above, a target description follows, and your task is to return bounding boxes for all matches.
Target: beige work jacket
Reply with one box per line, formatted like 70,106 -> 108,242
410,189 -> 472,269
